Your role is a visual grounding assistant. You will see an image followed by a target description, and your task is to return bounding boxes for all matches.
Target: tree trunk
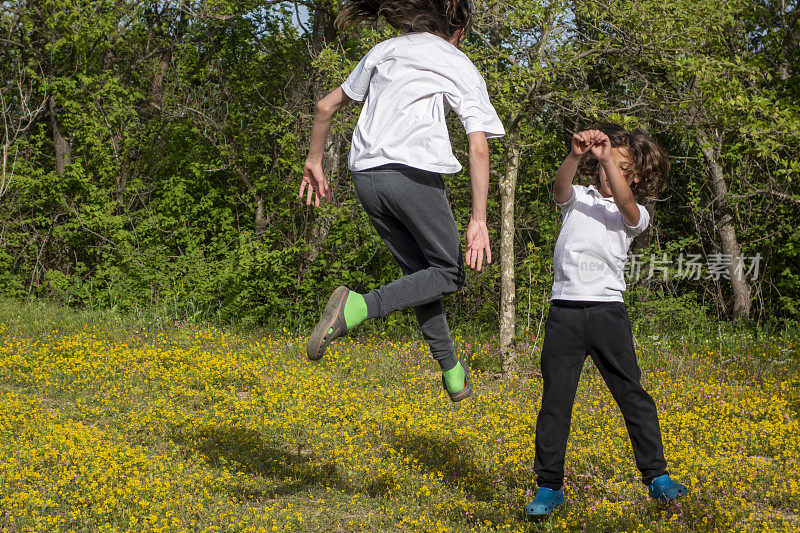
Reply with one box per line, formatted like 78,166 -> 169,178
311,6 -> 336,52
496,6 -> 557,377
49,94 -> 70,175
696,129 -> 751,320
304,7 -> 340,264
117,162 -> 128,206
1,90 -> 11,199
234,165 -> 267,229
149,48 -> 172,107
305,134 -> 340,264
499,129 -> 520,376
777,7 -> 800,80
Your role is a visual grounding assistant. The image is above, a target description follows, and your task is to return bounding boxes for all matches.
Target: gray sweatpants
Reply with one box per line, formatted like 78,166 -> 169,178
352,164 -> 465,371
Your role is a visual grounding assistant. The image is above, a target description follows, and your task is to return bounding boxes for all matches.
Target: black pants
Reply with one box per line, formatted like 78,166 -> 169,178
352,165 -> 465,371
534,300 -> 667,489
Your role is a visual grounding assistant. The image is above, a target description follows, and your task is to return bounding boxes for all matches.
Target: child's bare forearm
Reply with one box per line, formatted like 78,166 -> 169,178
468,131 -> 490,221
554,153 -> 580,203
306,87 -> 352,163
603,160 -> 640,225
307,111 -> 333,163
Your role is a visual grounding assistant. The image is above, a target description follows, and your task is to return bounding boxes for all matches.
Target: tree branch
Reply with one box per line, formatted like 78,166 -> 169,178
726,189 -> 800,205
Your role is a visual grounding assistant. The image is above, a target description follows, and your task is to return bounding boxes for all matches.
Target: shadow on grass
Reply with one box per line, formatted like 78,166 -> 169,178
172,424 -> 353,501
389,429 -> 529,527
392,433 -> 508,494
391,430 -> 505,499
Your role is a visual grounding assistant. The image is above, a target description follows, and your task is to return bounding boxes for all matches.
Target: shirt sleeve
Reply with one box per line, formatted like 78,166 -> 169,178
555,184 -> 581,212
341,45 -> 382,102
446,69 -> 505,139
624,204 -> 650,236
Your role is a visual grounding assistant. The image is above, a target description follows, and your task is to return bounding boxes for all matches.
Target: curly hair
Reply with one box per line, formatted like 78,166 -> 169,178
577,123 -> 670,200
335,0 -> 472,39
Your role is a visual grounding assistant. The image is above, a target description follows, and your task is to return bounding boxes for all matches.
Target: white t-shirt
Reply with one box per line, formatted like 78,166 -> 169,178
551,184 -> 650,302
341,32 -> 505,173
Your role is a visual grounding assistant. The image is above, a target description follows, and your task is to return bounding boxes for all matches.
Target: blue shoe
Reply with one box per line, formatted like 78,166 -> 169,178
648,475 -> 688,501
524,487 -> 564,517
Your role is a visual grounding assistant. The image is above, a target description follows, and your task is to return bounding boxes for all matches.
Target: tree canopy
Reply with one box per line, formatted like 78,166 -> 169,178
1,0 -> 798,329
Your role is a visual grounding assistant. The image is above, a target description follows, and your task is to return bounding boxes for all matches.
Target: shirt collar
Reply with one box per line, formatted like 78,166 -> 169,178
586,184 -> 615,202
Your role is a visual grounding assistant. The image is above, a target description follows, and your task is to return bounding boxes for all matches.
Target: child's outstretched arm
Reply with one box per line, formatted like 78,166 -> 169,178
465,131 -> 491,271
554,131 -> 596,203
299,87 -> 352,207
590,132 -> 641,226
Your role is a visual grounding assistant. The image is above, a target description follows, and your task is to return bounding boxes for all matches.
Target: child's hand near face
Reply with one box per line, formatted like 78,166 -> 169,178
559,128 -> 641,227
571,129 -> 611,161
571,131 -> 595,157
588,131 -> 612,162
556,129 -> 611,204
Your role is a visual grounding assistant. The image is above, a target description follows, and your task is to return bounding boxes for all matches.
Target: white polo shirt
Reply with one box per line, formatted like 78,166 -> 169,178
341,32 -> 505,174
551,184 -> 649,302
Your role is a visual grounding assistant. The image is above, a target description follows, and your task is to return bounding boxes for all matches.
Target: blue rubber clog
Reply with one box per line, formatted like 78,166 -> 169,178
648,474 -> 688,501
524,487 -> 564,517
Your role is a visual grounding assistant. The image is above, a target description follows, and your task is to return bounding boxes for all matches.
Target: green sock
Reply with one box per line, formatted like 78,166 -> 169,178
327,291 -> 368,334
343,291 -> 368,330
442,363 -> 465,393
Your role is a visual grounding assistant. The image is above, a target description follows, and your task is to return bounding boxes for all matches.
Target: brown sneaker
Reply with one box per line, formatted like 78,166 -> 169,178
307,286 -> 349,361
441,359 -> 473,402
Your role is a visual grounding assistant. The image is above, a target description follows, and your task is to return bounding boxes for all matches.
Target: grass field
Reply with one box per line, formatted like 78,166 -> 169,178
0,300 -> 798,532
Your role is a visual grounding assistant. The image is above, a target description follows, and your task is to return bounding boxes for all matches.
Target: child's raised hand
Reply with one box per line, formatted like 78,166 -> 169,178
299,160 -> 331,207
587,130 -> 612,162
571,131 -> 595,157
572,130 -> 611,162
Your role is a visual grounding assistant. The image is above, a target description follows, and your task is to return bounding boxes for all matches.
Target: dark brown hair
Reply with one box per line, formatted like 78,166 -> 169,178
578,122 -> 670,200
335,0 -> 472,39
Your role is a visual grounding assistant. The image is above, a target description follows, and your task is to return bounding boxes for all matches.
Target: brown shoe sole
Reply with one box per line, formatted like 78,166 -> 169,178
307,286 -> 349,361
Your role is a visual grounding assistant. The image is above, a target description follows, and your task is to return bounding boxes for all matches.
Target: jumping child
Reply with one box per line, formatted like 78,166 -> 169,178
299,0 -> 504,402
525,124 -> 688,517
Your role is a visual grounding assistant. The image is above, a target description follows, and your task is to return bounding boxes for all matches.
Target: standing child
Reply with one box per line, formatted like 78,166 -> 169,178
299,0 -> 505,402
525,124 -> 687,517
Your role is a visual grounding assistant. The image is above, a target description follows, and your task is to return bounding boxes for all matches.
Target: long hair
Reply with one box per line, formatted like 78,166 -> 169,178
335,0 -> 472,39
627,132 -> 670,199
578,123 -> 669,200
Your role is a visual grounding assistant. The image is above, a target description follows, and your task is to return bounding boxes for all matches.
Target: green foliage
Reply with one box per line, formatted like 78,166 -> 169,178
625,288 -> 711,336
0,0 -> 798,331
